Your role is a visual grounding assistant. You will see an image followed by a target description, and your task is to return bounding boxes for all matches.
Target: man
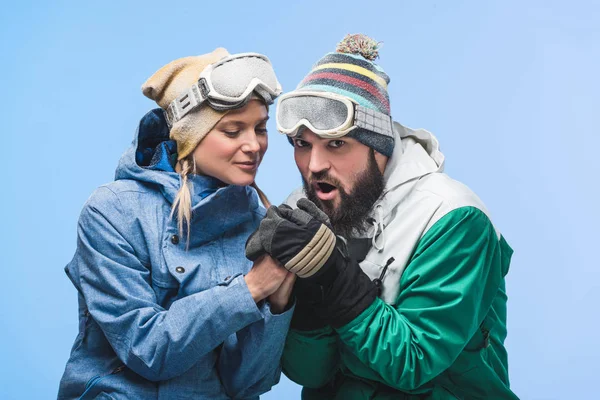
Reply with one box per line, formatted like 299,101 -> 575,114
246,34 -> 518,399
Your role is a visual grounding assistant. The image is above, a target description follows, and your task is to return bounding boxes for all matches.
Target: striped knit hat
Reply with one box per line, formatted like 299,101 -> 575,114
296,34 -> 394,157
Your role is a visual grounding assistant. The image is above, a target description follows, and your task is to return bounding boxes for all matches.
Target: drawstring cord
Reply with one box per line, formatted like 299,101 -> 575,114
372,204 -> 386,251
373,257 -> 395,296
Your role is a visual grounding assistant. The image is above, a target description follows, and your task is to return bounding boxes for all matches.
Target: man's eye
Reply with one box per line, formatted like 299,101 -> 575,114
329,140 -> 345,148
294,139 -> 308,148
256,127 -> 268,135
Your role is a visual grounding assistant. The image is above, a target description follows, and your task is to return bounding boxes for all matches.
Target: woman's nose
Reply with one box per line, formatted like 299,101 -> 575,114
241,132 -> 261,153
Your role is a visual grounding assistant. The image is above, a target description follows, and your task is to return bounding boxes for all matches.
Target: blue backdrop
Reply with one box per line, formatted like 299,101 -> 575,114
1,1 -> 598,399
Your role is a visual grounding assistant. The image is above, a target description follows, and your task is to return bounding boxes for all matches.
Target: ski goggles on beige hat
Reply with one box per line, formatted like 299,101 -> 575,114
165,53 -> 282,127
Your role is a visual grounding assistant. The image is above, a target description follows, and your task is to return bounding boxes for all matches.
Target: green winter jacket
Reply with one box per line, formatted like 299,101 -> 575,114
282,123 -> 518,399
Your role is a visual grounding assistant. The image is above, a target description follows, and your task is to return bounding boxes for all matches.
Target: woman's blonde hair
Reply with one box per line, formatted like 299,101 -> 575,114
170,156 -> 194,243
170,155 -> 271,245
251,182 -> 271,208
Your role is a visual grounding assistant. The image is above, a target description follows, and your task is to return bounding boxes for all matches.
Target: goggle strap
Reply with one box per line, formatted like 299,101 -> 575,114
165,81 -> 207,128
253,86 -> 274,104
354,105 -> 394,138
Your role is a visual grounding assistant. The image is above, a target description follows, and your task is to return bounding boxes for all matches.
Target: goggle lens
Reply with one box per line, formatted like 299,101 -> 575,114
278,95 -> 349,132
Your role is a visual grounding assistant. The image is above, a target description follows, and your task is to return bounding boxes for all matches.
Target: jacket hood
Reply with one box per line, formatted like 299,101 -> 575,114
115,109 -> 228,207
383,122 -> 445,193
361,122 -> 446,249
114,109 -> 262,244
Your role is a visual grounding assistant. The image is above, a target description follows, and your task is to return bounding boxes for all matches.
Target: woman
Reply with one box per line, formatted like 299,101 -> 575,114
58,48 -> 295,399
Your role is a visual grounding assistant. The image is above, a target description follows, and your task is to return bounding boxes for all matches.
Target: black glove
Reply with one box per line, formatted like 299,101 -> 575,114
297,238 -> 378,329
289,278 -> 328,331
245,199 -> 336,278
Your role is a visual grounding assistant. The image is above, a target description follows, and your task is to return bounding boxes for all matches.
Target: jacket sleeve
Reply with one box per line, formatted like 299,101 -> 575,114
335,206 -> 510,391
68,187 -> 264,382
281,326 -> 340,388
217,301 -> 294,399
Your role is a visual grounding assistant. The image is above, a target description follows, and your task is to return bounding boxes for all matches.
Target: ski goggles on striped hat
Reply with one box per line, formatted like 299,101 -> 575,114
276,91 -> 394,139
165,53 -> 282,127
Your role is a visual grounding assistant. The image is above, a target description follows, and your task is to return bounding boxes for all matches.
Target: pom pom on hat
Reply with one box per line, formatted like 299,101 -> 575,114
298,33 -> 389,114
335,34 -> 382,61
295,34 -> 395,157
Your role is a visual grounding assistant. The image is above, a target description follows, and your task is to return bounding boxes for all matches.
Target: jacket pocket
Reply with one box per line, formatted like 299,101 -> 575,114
441,317 -> 495,399
78,365 -> 126,400
94,393 -> 116,399
464,314 -> 495,352
148,256 -> 180,306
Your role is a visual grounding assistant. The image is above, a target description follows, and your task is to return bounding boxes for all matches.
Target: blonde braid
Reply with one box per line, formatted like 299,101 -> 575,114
172,157 -> 271,246
251,182 -> 271,208
171,157 -> 194,245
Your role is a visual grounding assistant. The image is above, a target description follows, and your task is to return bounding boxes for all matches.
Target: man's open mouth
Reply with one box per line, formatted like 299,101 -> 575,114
314,181 -> 339,201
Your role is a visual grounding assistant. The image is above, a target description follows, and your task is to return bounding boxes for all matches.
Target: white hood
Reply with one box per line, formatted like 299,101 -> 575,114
383,122 -> 445,193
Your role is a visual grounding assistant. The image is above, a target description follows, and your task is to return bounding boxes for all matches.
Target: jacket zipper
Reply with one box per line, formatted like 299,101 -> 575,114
481,327 -> 490,348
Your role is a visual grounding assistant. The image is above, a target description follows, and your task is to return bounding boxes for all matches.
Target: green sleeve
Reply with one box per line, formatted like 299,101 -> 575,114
281,326 -> 340,388
336,206 -> 510,391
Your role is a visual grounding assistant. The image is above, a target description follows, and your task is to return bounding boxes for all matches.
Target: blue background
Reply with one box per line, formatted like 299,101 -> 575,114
1,1 -> 598,399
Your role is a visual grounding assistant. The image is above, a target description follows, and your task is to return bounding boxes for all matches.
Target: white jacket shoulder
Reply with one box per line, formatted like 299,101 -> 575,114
415,172 -> 498,236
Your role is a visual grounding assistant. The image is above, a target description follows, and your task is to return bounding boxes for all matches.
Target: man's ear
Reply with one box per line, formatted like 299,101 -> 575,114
374,151 -> 389,174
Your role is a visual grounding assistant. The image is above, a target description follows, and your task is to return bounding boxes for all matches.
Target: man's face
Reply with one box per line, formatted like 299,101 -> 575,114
292,129 -> 388,236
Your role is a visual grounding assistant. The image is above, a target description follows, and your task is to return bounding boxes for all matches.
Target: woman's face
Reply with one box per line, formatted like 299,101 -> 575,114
192,100 -> 268,186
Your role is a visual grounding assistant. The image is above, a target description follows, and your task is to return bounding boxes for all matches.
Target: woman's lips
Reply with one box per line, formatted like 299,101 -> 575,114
235,161 -> 259,171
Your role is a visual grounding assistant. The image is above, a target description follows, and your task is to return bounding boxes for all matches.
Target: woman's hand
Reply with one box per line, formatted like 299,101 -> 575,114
244,255 -> 289,303
268,271 -> 296,314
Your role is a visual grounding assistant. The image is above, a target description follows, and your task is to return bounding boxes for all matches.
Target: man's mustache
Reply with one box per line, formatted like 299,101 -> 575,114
308,171 -> 343,189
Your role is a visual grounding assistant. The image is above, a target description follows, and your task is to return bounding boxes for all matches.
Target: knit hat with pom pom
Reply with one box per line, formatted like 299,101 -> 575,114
295,34 -> 395,156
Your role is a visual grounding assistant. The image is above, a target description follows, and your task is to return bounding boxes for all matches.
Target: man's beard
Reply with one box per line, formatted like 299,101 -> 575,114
303,149 -> 385,238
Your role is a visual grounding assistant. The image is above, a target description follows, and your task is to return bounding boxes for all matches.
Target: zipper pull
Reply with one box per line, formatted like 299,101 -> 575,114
373,257 -> 395,296
111,365 -> 126,374
481,328 -> 490,348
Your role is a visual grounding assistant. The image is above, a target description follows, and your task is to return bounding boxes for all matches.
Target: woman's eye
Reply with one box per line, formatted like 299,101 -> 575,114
256,127 -> 268,135
223,130 -> 240,137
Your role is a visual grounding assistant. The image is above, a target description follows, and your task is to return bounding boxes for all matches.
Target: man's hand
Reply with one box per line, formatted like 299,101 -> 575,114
245,199 -> 336,278
288,240 -> 378,329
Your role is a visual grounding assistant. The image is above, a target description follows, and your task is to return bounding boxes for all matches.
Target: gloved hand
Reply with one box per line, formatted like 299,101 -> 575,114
297,237 -> 378,329
289,278 -> 328,331
245,199 -> 336,278
246,198 -> 378,329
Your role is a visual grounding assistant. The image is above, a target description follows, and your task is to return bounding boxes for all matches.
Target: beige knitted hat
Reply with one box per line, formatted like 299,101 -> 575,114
142,47 -> 230,160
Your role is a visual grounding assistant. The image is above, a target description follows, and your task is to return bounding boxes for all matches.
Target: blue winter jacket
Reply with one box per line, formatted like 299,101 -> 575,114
58,109 -> 293,399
